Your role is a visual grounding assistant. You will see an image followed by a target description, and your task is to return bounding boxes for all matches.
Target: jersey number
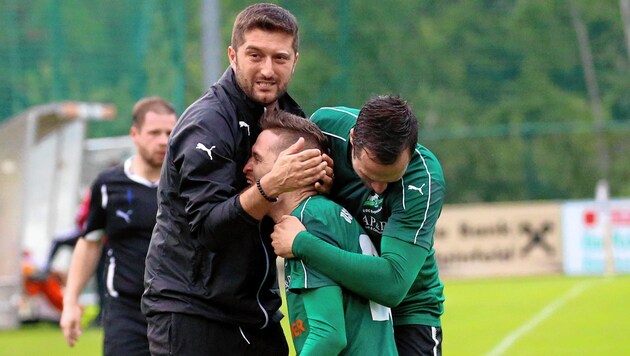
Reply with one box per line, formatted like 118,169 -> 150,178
359,234 -> 392,322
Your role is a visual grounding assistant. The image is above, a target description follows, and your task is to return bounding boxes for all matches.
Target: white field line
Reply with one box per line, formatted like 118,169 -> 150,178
486,278 -> 606,356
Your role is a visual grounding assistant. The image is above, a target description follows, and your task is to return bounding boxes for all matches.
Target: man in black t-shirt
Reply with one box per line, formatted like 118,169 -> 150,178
60,97 -> 177,356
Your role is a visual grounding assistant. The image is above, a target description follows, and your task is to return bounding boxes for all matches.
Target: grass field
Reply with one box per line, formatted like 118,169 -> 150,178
1,274 -> 628,355
442,274 -> 630,355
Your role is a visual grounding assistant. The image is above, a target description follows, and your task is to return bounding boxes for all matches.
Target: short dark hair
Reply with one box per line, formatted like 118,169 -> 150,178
132,97 -> 177,129
260,110 -> 329,155
231,3 -> 299,54
353,95 -> 418,164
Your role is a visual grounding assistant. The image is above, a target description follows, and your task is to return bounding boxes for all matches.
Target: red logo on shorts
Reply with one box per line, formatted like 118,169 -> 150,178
291,319 -> 306,339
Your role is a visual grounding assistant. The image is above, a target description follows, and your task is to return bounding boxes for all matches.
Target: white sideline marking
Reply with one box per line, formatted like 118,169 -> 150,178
486,279 -> 602,356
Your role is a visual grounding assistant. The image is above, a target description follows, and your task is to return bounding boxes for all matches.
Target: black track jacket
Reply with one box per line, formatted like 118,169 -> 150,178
142,67 -> 305,328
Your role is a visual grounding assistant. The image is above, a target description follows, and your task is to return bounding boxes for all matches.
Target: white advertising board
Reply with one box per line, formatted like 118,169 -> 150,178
562,199 -> 630,275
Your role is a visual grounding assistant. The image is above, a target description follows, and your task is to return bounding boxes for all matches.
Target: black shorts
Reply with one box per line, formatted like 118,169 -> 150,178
146,312 -> 288,356
103,295 -> 150,356
394,324 -> 443,356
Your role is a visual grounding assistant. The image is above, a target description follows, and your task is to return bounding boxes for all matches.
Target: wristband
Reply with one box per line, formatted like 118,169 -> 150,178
256,179 -> 278,202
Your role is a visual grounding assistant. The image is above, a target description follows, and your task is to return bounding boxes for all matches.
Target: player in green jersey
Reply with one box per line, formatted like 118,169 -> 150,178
244,110 -> 398,355
271,95 -> 445,355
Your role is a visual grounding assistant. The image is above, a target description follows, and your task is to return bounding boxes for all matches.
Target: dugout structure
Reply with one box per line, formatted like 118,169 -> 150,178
0,102 -> 115,329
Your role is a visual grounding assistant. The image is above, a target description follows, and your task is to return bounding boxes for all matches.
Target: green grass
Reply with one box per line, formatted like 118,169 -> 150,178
2,275 -> 629,355
0,323 -> 102,356
0,305 -> 102,356
442,274 -> 630,355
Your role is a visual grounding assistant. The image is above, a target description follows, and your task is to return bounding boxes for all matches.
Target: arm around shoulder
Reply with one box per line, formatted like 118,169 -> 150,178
293,232 -> 428,306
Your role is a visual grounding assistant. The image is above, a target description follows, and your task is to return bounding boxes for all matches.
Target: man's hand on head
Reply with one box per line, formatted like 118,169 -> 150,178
263,137 -> 327,197
315,153 -> 334,195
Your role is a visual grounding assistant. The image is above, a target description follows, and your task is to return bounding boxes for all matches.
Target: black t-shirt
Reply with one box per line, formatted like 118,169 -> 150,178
84,158 -> 158,300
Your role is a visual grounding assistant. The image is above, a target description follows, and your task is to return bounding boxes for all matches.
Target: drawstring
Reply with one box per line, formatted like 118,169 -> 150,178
238,327 -> 251,345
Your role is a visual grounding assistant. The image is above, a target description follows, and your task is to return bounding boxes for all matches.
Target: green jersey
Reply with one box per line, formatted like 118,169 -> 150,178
310,106 -> 445,326
286,195 -> 397,355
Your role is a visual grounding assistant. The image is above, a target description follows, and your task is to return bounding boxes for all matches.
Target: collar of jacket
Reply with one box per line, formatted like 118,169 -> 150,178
217,67 -> 306,120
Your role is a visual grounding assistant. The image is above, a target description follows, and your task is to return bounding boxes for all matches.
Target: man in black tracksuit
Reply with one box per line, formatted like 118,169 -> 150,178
142,4 -> 328,355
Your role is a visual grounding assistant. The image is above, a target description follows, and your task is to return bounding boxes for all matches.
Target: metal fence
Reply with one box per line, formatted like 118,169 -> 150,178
2,0 -> 630,202
0,0 -> 187,137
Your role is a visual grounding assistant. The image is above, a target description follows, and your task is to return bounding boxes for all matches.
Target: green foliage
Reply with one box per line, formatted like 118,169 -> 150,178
2,0 -> 630,202
0,0 -> 189,137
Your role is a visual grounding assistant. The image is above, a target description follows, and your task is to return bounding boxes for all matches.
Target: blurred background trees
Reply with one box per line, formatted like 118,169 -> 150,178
1,0 -> 629,202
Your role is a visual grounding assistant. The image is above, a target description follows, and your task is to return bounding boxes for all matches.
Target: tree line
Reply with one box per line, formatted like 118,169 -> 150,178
2,0 -> 629,202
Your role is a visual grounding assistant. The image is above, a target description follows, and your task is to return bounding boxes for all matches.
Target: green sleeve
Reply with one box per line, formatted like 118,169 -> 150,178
293,231 -> 428,307
300,286 -> 347,355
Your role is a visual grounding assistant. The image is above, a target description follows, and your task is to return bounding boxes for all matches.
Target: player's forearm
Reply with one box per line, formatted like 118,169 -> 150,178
238,176 -> 277,221
63,238 -> 103,304
202,173 -> 296,236
300,286 -> 347,355
293,232 -> 427,306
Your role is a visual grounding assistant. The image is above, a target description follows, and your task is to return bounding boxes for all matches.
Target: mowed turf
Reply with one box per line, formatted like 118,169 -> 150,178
442,274 -> 630,355
0,322 -> 102,356
1,274 -> 628,356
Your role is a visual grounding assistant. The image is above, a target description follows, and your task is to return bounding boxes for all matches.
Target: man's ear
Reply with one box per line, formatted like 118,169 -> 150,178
130,125 -> 139,142
349,128 -> 354,146
228,46 -> 237,69
292,52 -> 299,73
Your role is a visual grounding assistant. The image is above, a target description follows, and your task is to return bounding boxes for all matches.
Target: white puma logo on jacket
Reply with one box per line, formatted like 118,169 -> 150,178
196,143 -> 216,160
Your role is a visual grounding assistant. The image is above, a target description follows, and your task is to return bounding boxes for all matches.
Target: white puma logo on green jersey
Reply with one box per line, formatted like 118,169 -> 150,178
407,183 -> 426,195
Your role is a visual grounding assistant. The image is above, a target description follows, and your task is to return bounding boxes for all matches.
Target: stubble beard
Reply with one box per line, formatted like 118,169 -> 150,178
234,62 -> 288,106
139,148 -> 163,171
